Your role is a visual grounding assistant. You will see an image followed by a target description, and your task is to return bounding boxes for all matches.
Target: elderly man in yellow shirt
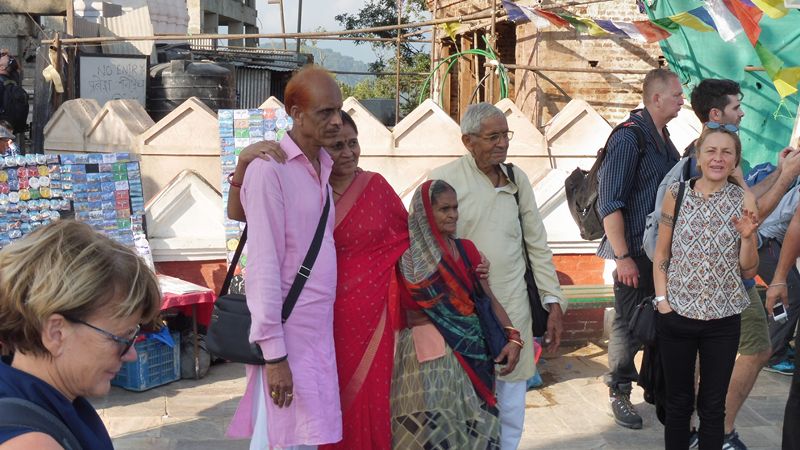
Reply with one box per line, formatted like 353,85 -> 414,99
428,102 -> 566,450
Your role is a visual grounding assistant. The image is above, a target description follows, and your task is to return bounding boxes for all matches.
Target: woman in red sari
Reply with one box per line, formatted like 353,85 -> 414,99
227,112 -> 409,450
321,113 -> 409,449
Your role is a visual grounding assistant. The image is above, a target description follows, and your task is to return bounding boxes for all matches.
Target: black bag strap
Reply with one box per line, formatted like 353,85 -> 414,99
591,122 -> 646,176
219,226 -> 247,297
682,156 -> 693,181
0,397 -> 82,450
504,163 -> 538,288
671,181 -> 687,240
282,188 -> 331,323
452,239 -> 483,294
219,188 -> 332,323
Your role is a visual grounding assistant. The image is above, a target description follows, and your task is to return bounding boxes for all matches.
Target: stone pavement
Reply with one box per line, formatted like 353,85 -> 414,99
94,342 -> 791,449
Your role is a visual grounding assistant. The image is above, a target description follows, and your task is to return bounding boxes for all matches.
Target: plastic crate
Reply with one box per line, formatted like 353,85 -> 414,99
111,331 -> 181,391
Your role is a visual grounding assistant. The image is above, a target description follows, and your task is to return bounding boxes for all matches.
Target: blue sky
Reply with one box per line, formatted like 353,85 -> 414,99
253,0 -> 430,64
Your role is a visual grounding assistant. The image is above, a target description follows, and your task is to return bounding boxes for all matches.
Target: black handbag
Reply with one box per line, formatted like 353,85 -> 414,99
629,296 -> 657,346
628,181 -> 686,346
454,239 -> 509,363
505,163 -> 549,337
205,191 -> 331,365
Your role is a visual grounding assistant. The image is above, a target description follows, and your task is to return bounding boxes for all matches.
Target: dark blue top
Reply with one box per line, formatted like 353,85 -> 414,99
597,108 -> 680,259
0,356 -> 114,449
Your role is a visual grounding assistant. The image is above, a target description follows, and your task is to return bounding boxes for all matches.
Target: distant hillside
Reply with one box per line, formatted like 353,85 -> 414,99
259,39 -> 370,86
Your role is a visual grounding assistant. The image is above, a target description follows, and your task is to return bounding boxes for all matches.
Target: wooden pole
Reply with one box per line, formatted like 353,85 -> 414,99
65,0 -> 74,36
296,0 -> 303,52
487,0 -> 496,103
502,63 -> 653,75
279,0 -> 287,50
51,34 -> 63,111
395,0 -> 402,125
43,9 -> 500,45
430,0 -> 437,100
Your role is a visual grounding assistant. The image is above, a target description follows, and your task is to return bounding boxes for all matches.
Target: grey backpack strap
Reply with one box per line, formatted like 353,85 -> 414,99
0,397 -> 82,450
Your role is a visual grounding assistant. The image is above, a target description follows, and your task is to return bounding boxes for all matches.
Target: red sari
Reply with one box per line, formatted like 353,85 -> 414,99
319,171 -> 409,450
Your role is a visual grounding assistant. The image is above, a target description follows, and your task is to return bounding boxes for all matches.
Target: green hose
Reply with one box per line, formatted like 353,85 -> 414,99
419,35 -> 510,105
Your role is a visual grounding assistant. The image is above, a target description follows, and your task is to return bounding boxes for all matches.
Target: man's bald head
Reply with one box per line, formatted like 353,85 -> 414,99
642,68 -> 679,106
283,65 -> 344,149
285,65 -> 339,114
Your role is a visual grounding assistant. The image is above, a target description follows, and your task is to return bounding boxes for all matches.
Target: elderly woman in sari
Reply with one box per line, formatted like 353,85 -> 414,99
392,179 -> 522,450
227,111 -> 409,450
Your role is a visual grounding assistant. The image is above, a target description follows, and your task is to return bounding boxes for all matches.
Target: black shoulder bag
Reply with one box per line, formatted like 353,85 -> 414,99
505,163 -> 549,338
0,397 -> 82,450
206,191 -> 331,365
628,181 -> 686,346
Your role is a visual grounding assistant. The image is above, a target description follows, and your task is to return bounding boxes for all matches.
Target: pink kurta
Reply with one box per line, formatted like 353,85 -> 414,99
227,134 -> 342,447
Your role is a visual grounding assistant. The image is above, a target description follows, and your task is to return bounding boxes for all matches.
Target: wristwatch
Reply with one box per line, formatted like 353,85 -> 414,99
613,252 -> 630,260
652,295 -> 666,308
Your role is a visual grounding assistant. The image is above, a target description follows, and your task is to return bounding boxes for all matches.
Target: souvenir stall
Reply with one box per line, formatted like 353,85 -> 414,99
218,102 -> 292,292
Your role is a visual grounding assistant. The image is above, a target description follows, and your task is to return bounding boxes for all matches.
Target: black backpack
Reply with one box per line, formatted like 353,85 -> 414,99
564,121 -> 645,241
0,76 -> 29,133
0,397 -> 82,449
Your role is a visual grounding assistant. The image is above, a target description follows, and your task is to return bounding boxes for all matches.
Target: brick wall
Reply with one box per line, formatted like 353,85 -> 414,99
155,260 -> 227,294
553,254 -> 609,344
432,0 -> 664,126
553,254 -> 606,285
517,1 -> 664,126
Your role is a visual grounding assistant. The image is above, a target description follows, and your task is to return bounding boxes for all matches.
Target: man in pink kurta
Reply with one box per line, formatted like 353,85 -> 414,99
228,67 -> 344,449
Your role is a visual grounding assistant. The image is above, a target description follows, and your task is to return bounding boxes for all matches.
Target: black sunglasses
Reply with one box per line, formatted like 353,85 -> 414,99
65,317 -> 140,357
705,121 -> 739,133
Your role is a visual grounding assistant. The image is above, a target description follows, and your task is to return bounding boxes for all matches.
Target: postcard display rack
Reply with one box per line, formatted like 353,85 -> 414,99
0,152 -> 146,249
218,108 -> 292,293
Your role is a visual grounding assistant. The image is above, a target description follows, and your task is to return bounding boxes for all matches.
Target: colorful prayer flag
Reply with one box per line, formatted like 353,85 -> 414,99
515,4 -> 554,29
610,21 -> 649,42
501,0 -> 530,24
575,17 -> 609,36
633,20 -> 672,42
532,8 -> 570,28
668,10 -> 718,32
704,0 -> 744,41
594,19 -> 630,38
754,41 -> 800,98
686,6 -> 718,31
752,0 -> 788,19
439,22 -> 462,42
652,17 -> 681,32
557,13 -> 588,33
722,0 -> 763,45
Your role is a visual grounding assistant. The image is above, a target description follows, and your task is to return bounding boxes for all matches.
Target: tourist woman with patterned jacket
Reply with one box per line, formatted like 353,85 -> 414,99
652,123 -> 759,450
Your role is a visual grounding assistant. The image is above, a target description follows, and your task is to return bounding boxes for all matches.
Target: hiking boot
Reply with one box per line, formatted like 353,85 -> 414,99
609,388 -> 643,429
688,427 -> 699,448
722,430 -> 748,450
764,359 -> 795,376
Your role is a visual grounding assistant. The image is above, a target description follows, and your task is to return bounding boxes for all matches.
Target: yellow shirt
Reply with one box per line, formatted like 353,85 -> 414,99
429,154 -> 566,381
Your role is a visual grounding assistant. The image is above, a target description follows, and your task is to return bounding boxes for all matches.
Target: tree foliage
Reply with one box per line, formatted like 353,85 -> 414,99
335,0 -> 432,117
335,0 -> 429,69
339,52 -> 430,118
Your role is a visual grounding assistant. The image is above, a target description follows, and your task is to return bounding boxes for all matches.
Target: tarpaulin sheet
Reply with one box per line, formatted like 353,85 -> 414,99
649,1 -> 800,171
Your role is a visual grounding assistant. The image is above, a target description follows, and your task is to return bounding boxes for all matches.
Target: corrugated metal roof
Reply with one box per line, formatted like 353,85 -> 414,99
100,5 -> 155,56
189,46 -> 311,72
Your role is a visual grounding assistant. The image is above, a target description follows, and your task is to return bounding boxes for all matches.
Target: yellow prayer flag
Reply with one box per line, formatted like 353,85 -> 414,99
774,67 -> 800,98
439,22 -> 462,42
668,11 -> 716,32
576,17 -> 608,36
752,0 -> 788,19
